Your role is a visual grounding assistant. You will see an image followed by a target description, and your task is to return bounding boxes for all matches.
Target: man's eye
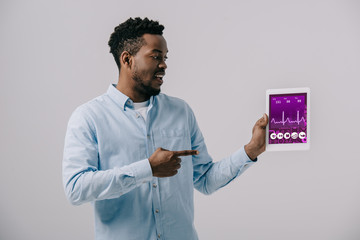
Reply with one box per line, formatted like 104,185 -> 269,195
152,56 -> 167,61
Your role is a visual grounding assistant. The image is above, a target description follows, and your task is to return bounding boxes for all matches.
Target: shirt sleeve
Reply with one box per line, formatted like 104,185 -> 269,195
187,105 -> 256,195
62,107 -> 153,205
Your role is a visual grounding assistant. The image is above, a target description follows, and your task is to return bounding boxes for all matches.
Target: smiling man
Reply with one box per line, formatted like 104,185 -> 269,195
116,33 -> 167,102
63,17 -> 268,240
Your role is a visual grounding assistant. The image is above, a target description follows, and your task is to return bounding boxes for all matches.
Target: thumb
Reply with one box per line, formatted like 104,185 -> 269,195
258,113 -> 268,128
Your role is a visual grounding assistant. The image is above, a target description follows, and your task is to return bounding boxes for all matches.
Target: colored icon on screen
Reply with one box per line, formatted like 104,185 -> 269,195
277,133 -> 284,139
299,132 -> 306,139
291,132 -> 298,139
270,132 -> 277,140
284,132 -> 291,139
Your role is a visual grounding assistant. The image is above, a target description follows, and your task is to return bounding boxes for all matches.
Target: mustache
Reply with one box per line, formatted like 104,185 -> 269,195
154,70 -> 166,75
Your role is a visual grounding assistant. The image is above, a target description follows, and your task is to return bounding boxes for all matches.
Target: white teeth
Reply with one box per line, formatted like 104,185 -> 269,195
155,73 -> 165,78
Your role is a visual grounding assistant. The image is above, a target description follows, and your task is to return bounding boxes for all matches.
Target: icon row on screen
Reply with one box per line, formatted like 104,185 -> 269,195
270,132 -> 306,140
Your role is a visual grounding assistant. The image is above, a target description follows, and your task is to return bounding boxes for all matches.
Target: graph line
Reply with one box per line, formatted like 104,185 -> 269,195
271,111 -> 306,125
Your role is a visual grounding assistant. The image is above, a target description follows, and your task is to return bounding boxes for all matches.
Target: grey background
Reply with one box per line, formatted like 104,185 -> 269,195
1,0 -> 359,239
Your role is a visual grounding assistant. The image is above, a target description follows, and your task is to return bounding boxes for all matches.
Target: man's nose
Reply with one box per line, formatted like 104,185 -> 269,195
159,60 -> 167,70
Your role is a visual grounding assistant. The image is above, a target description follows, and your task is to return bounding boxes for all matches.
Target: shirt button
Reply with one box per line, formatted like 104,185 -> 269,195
157,233 -> 161,238
155,209 -> 159,213
153,183 -> 157,188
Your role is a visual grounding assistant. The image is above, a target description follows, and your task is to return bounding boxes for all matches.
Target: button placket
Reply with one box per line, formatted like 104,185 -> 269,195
151,177 -> 163,239
146,128 -> 164,238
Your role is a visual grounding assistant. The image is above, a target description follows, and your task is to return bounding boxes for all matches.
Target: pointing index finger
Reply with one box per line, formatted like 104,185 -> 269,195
173,150 -> 199,157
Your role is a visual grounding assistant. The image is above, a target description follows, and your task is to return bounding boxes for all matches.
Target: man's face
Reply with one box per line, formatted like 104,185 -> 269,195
131,34 -> 168,99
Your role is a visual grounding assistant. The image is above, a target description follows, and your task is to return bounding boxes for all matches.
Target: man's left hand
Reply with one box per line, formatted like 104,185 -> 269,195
245,113 -> 269,160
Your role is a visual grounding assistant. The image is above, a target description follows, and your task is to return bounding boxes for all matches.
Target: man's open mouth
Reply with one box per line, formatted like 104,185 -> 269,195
154,72 -> 165,80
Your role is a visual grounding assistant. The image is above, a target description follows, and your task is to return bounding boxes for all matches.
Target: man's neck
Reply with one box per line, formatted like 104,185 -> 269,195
116,78 -> 149,103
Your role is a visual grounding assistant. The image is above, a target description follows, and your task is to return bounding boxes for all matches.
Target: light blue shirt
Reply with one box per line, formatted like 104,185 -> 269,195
63,84 -> 256,240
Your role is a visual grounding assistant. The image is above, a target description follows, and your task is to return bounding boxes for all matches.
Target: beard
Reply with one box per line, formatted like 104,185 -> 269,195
132,68 -> 161,99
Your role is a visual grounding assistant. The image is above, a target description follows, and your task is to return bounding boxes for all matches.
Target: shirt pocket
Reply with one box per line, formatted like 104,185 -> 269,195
157,128 -> 191,151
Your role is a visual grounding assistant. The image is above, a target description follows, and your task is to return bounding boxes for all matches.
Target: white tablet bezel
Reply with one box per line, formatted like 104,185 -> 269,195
266,87 -> 310,151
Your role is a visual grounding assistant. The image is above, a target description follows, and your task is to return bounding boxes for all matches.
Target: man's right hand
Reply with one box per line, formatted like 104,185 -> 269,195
149,148 -> 199,177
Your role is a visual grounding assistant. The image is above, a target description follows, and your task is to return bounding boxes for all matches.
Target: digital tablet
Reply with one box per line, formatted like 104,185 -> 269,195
266,88 -> 310,151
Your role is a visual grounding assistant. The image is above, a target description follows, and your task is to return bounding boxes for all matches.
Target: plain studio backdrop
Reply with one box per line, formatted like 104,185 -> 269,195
1,0 -> 359,239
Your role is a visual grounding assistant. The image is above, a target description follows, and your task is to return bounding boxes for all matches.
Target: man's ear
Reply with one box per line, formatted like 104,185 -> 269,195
120,51 -> 132,69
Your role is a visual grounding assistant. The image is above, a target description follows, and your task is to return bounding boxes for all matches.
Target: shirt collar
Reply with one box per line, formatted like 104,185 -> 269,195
107,84 -> 156,111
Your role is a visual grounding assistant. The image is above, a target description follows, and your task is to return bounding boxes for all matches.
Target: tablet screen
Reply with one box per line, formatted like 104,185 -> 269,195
269,93 -> 307,144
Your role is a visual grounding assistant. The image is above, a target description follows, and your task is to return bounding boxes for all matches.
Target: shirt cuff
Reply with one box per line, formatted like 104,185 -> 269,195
230,146 -> 256,177
240,145 -> 258,162
130,159 -> 153,186
234,146 -> 257,162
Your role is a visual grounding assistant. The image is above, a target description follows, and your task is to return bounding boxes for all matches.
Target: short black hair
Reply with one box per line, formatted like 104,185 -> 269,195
108,17 -> 165,70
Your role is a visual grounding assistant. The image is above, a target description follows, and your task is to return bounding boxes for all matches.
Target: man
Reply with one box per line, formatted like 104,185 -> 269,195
63,17 -> 268,240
